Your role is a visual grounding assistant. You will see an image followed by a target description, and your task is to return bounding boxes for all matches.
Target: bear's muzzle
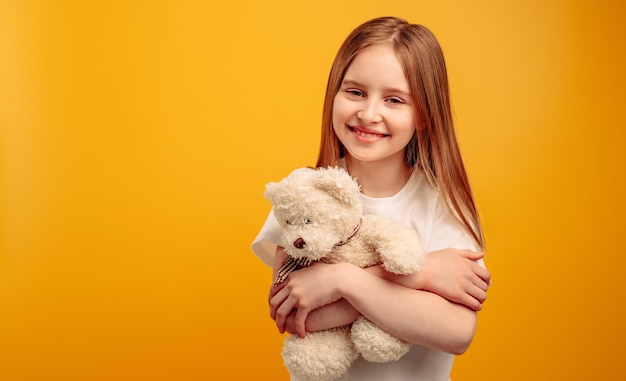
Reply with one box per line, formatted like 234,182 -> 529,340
294,238 -> 306,249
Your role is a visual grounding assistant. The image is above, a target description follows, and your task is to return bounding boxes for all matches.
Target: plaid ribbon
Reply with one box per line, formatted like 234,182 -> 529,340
273,256 -> 313,285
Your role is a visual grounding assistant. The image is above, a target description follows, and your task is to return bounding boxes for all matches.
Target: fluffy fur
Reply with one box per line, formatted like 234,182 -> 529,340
264,166 -> 425,381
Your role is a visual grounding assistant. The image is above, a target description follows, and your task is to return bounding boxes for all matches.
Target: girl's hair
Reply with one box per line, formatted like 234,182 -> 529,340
315,16 -> 484,249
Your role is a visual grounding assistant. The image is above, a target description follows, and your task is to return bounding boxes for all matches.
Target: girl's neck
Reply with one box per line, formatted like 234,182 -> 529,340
345,155 -> 412,198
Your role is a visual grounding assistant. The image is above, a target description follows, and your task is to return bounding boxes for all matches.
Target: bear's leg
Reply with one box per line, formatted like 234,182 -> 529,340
282,326 -> 358,381
351,316 -> 411,363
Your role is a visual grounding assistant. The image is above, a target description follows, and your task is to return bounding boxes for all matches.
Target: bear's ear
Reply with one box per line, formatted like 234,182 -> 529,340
263,170 -> 307,205
313,167 -> 361,206
263,181 -> 281,205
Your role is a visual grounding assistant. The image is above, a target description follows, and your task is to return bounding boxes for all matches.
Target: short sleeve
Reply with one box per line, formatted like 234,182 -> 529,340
428,200 -> 485,268
251,209 -> 282,267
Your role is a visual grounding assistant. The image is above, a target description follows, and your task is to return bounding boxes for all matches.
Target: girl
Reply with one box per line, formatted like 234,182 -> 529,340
252,16 -> 491,380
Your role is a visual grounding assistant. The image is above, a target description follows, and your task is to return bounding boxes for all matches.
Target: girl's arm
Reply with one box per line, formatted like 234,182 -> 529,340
277,247 -> 490,332
273,247 -> 490,308
270,261 -> 477,355
270,246 -> 490,353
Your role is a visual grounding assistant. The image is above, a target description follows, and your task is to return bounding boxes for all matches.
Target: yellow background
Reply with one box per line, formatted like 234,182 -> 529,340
1,1 -> 624,380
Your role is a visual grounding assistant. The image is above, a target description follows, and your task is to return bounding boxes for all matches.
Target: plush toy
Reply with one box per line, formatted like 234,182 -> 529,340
264,166 -> 425,381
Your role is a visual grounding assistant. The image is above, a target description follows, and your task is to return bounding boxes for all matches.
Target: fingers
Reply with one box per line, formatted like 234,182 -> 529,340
470,267 -> 490,291
466,255 -> 490,287
459,270 -> 489,310
456,249 -> 485,261
284,310 -> 313,336
268,281 -> 286,303
268,283 -> 287,319
284,312 -> 297,335
269,281 -> 310,336
454,251 -> 491,310
476,265 -> 492,285
294,308 -> 310,338
467,267 -> 488,305
463,250 -> 491,285
275,298 -> 293,333
471,284 -> 487,305
459,285 -> 487,311
461,294 -> 482,311
269,286 -> 292,333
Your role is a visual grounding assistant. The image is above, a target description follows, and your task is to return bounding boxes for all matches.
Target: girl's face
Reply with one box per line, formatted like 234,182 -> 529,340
332,45 -> 416,167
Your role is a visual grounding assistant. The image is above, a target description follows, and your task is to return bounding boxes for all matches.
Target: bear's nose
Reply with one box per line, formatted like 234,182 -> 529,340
294,238 -> 306,249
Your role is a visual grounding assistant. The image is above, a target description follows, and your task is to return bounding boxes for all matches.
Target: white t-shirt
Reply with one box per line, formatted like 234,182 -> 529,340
252,167 -> 481,381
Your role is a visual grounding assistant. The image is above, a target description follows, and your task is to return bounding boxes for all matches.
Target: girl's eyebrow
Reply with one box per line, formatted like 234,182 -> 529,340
341,79 -> 411,97
341,79 -> 364,87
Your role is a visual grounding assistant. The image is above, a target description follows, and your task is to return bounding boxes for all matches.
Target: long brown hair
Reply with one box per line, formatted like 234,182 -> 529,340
315,16 -> 484,248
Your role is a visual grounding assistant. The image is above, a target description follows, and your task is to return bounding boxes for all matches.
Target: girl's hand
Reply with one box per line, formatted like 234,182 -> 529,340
365,249 -> 490,310
268,262 -> 354,338
417,249 -> 491,311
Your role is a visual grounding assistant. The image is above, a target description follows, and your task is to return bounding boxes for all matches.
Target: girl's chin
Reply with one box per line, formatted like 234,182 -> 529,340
344,149 -> 406,166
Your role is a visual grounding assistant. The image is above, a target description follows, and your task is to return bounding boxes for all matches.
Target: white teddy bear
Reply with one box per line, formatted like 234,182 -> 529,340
264,166 -> 425,381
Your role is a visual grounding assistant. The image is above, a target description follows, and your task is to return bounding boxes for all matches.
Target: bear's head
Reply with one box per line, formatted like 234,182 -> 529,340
264,167 -> 362,261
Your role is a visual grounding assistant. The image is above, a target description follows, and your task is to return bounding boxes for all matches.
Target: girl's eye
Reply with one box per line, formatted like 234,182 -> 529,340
347,89 -> 364,97
387,97 -> 404,104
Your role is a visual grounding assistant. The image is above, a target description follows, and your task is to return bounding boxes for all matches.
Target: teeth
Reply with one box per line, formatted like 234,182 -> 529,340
357,130 -> 383,138
351,127 -> 384,138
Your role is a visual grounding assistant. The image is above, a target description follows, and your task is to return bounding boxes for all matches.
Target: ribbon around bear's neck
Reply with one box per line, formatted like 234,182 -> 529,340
333,218 -> 362,248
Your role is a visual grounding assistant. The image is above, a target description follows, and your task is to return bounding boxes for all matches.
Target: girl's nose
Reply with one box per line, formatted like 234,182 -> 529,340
357,101 -> 383,124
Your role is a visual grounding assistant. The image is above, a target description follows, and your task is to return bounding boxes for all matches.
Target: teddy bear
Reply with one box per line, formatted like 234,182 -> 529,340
264,166 -> 425,381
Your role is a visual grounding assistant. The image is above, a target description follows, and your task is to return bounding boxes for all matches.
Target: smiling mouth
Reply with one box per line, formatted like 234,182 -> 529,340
349,126 -> 389,138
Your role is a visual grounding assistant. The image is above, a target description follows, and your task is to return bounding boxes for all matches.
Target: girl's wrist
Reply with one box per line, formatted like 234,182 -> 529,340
336,262 -> 362,297
412,264 -> 428,291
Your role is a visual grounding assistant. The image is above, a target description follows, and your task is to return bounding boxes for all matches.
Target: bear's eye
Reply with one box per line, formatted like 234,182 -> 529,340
304,218 -> 312,224
285,219 -> 291,225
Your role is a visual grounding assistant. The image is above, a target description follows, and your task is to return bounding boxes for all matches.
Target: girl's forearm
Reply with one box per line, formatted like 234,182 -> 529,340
274,248 -> 480,354
287,299 -> 360,334
295,264 -> 477,354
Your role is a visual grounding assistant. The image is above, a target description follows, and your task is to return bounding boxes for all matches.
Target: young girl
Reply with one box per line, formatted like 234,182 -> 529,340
252,16 -> 491,380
